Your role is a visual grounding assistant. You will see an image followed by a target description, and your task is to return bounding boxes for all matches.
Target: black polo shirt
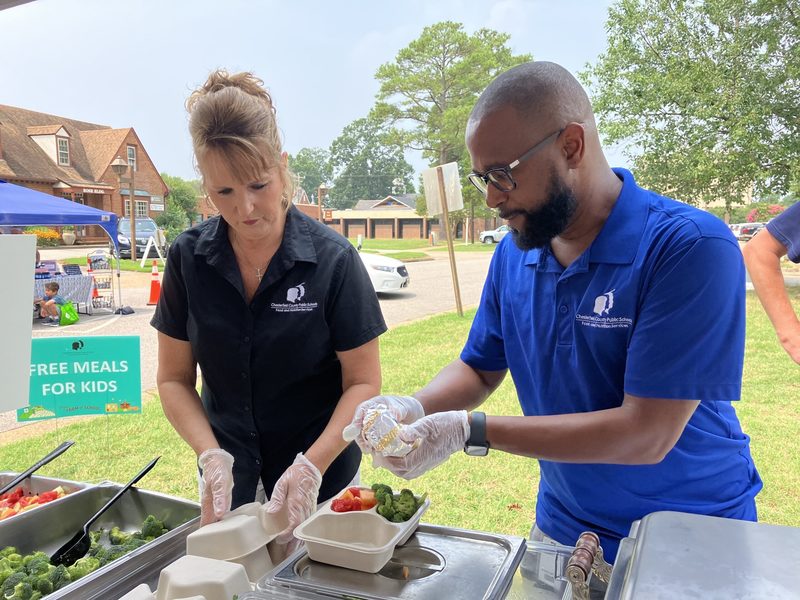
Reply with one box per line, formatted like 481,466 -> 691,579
151,207 -> 387,506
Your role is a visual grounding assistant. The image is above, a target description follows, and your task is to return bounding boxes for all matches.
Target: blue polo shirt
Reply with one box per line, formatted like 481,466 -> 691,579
461,169 -> 762,561
766,200 -> 800,262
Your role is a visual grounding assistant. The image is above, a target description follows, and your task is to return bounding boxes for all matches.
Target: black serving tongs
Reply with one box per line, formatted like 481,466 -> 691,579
50,456 -> 160,567
0,440 -> 75,496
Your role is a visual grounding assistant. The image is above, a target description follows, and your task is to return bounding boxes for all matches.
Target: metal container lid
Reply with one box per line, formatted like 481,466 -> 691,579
606,511 -> 800,599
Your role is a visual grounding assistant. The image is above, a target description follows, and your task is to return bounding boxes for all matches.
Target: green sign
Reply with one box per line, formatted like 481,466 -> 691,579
17,336 -> 141,421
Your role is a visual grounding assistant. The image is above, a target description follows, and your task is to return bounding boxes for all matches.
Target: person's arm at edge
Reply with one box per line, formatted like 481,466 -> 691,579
156,332 -> 220,456
486,395 -> 699,465
413,358 -> 699,465
743,229 -> 800,364
305,337 -> 382,474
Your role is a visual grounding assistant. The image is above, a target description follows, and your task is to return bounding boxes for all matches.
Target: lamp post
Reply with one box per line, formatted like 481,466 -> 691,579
110,155 -> 137,261
317,184 -> 329,222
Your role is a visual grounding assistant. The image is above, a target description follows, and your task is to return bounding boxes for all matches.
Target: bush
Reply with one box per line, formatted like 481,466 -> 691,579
746,203 -> 786,223
25,227 -> 61,247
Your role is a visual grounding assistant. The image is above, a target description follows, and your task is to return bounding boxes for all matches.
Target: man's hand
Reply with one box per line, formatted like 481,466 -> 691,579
343,395 -> 425,453
265,453 -> 322,550
198,448 -> 234,526
779,326 -> 800,365
373,411 -> 470,480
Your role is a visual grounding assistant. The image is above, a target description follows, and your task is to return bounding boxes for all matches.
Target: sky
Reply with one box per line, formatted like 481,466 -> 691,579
0,0 -> 624,183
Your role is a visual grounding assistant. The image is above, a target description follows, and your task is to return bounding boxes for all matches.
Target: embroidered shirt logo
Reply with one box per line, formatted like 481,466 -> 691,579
576,288 -> 632,330
271,282 -> 319,313
287,283 -> 305,303
593,289 -> 615,316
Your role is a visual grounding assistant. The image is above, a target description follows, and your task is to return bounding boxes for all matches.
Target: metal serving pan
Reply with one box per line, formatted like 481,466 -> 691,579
0,480 -> 199,600
605,511 -> 800,600
0,471 -> 94,522
257,523 -> 526,600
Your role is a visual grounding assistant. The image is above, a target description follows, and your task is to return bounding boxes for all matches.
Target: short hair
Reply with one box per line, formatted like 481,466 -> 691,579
187,69 -> 295,208
469,61 -> 594,130
45,281 -> 59,293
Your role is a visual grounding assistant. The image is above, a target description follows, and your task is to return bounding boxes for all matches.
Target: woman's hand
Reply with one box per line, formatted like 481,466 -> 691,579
198,448 -> 235,525
265,453 -> 322,551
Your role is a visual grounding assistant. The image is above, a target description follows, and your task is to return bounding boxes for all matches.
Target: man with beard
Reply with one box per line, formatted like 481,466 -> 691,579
348,62 -> 761,568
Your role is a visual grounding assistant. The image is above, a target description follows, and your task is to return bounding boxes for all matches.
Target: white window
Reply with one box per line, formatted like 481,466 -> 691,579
124,199 -> 131,216
136,200 -> 148,217
127,145 -> 137,171
57,138 -> 70,165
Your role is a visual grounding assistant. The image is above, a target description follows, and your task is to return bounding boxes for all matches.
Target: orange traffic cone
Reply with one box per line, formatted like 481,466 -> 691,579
87,258 -> 100,299
147,260 -> 161,306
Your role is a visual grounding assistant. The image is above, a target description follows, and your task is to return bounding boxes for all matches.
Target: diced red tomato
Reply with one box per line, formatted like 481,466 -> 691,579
347,487 -> 362,498
38,491 -> 59,503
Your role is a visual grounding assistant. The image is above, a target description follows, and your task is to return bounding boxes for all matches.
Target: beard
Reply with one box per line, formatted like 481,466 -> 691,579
503,173 -> 577,250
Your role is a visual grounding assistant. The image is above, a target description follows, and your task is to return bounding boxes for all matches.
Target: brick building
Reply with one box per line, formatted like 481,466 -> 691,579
325,193 -> 500,241
0,104 -> 167,242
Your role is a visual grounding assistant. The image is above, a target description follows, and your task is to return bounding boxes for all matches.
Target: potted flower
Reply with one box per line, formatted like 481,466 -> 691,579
61,226 -> 76,246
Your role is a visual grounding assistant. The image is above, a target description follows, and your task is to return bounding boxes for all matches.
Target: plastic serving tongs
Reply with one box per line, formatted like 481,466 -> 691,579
0,440 -> 75,496
50,456 -> 160,567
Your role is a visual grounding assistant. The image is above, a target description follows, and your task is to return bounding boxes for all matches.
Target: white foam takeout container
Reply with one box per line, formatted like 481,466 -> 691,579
293,487 -> 430,573
185,502 -> 289,582
154,554 -> 251,600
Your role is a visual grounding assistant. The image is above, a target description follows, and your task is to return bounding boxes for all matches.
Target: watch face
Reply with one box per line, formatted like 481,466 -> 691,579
465,444 -> 489,457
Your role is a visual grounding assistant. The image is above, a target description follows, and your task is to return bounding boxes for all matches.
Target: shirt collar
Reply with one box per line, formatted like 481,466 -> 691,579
194,205 -> 318,266
522,167 -> 647,269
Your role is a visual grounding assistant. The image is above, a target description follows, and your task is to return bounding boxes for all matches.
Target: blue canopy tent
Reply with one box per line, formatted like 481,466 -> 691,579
0,180 -> 120,249
0,180 -> 125,310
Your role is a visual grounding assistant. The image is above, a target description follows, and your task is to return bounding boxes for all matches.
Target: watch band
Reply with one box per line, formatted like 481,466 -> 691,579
465,411 -> 490,455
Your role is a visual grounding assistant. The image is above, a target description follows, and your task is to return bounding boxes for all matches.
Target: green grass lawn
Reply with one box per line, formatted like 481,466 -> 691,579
428,242 -> 498,253
62,257 -> 157,273
2,293 -> 797,539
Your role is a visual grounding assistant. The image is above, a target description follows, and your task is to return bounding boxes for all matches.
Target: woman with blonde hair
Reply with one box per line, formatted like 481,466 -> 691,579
151,70 -> 385,549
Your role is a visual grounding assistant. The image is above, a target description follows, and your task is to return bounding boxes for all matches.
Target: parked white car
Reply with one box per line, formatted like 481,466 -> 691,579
359,252 -> 410,293
479,224 -> 510,244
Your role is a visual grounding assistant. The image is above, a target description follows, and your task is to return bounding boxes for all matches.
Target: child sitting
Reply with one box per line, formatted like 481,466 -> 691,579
35,281 -> 66,327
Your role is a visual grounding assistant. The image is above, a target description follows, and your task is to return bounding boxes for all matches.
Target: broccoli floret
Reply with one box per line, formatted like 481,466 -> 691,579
28,593 -> 42,600
108,527 -> 134,546
0,549 -> 17,560
32,577 -> 52,596
47,565 -> 71,591
22,557 -> 49,579
376,492 -> 395,520
371,483 -> 393,503
3,555 -> 21,571
7,580 -> 33,600
20,554 -> 47,570
391,489 -> 419,521
66,556 -> 100,581
2,571 -> 26,597
88,529 -> 105,546
139,515 -> 168,540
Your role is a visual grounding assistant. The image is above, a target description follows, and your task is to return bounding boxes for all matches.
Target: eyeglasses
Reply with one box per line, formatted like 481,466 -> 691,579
467,128 -> 565,196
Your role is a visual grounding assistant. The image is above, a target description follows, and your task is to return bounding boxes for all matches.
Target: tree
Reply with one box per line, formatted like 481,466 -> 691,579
158,173 -> 200,241
581,0 -> 800,217
328,116 -> 414,209
372,21 -> 531,238
288,147 -> 333,203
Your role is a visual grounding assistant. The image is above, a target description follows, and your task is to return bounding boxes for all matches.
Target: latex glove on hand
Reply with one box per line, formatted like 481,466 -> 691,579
265,453 -> 322,553
198,448 -> 235,526
343,395 -> 425,454
373,410 -> 470,480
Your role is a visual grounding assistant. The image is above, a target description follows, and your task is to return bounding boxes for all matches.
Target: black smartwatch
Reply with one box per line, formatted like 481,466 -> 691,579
464,411 -> 490,456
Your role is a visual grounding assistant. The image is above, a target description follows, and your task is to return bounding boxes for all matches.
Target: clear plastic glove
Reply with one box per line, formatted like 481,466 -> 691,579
343,395 -> 425,453
372,411 -> 470,480
264,453 -> 322,548
198,448 -> 235,526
